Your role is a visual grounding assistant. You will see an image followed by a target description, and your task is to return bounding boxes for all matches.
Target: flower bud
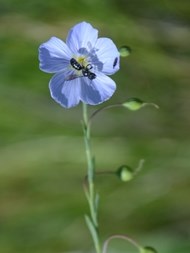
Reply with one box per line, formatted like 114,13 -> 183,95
122,98 -> 144,111
116,165 -> 133,182
122,98 -> 159,111
119,46 -> 131,57
140,246 -> 158,253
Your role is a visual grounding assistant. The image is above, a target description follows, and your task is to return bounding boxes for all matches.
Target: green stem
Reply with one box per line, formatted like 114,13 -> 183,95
102,235 -> 142,253
89,103 -> 122,124
82,103 -> 101,253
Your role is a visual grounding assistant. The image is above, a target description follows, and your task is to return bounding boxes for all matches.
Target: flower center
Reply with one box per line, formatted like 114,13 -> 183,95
77,56 -> 88,67
70,56 -> 96,80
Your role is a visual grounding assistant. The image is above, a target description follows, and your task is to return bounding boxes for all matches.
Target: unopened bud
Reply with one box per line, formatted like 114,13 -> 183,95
140,246 -> 158,253
122,98 -> 144,111
116,165 -> 133,182
122,98 -> 159,111
119,46 -> 131,57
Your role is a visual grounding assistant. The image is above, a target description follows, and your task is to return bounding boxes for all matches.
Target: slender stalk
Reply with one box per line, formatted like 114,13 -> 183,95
82,103 -> 101,253
89,103 -> 122,124
102,234 -> 142,253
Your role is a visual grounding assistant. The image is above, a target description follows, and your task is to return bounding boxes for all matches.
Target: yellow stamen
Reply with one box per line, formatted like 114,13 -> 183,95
77,56 -> 88,67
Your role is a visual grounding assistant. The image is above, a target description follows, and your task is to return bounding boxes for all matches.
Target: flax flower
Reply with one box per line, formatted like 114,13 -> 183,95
39,22 -> 120,108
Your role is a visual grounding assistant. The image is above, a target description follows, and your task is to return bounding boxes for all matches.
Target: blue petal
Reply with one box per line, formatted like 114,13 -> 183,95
39,37 -> 72,73
49,72 -> 81,108
80,72 -> 116,105
93,38 -> 120,75
66,22 -> 98,54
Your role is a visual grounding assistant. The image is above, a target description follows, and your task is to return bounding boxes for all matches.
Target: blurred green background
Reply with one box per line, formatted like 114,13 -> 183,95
0,0 -> 190,252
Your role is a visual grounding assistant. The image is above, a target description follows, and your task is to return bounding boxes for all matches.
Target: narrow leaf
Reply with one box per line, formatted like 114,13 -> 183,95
85,215 -> 100,248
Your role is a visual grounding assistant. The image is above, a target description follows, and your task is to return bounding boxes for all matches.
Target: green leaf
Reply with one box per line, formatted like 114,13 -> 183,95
85,215 -> 100,248
95,193 -> 100,213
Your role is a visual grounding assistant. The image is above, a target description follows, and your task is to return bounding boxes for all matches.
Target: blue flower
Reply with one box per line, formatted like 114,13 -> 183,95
39,21 -> 120,108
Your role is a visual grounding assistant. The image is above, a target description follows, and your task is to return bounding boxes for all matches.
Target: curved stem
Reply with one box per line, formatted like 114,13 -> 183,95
82,103 -> 101,253
89,103 -> 122,124
102,234 -> 142,253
